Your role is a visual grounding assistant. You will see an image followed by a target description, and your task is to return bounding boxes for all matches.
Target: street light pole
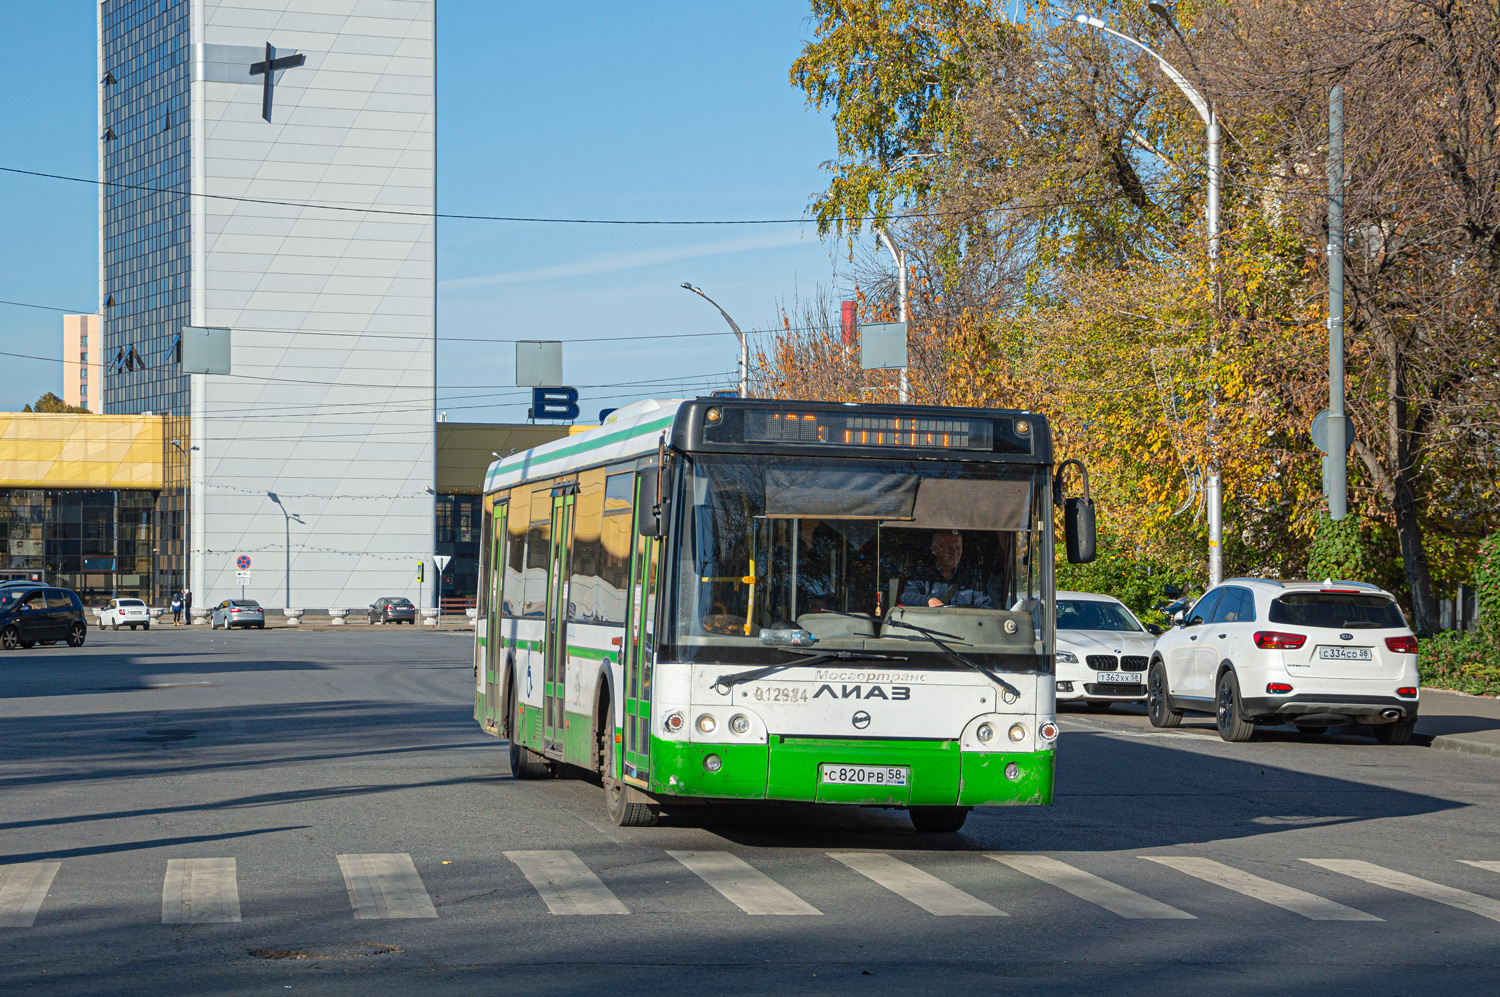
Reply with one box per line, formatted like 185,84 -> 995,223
680,283 -> 749,397
873,227 -> 910,403
266,492 -> 301,609
1067,9 -> 1224,585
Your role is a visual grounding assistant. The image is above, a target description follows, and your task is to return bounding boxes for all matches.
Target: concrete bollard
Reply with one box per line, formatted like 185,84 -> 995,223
466,607 -> 478,628
284,608 -> 304,627
420,608 -> 439,627
191,607 -> 210,626
329,608 -> 348,626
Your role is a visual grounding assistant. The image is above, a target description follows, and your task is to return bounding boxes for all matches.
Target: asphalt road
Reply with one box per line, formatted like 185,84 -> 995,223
3,627 -> 1500,996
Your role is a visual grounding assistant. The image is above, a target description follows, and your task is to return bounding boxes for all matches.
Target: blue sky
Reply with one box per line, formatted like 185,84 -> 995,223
0,1 -> 845,420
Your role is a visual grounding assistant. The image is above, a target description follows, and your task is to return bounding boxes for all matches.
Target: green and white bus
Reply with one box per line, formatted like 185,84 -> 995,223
472,397 -> 1095,831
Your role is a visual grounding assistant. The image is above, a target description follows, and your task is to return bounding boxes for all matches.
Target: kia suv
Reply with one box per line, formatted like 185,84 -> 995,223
1147,579 -> 1419,744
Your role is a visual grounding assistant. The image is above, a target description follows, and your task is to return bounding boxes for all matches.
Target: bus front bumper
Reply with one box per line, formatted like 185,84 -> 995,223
648,736 -> 1054,807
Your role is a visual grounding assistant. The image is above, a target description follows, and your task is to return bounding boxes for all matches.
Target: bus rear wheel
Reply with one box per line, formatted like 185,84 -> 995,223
603,723 -> 657,827
909,806 -> 970,833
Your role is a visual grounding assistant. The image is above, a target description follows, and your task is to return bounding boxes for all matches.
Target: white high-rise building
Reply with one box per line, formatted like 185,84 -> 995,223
98,0 -> 435,611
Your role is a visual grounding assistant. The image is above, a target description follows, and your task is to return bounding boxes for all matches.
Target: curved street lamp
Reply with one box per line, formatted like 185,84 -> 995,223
680,282 -> 749,398
1066,7 -> 1224,586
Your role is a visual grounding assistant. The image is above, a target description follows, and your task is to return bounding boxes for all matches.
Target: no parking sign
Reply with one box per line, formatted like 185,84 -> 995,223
236,555 -> 251,571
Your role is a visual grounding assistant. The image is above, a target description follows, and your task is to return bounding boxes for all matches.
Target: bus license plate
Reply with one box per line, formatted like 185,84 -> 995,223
820,764 -> 909,787
1318,647 -> 1372,660
1098,672 -> 1142,683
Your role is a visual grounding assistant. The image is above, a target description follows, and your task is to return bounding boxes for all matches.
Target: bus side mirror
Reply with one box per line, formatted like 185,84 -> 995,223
1063,495 -> 1096,564
1055,458 -> 1097,564
637,467 -> 665,538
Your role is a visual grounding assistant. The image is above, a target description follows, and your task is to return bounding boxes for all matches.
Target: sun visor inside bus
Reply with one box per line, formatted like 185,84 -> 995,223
883,477 -> 1032,531
763,469 -> 918,519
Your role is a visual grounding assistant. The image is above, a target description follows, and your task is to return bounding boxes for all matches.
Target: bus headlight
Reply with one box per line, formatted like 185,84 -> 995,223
976,723 -> 994,742
663,711 -> 685,733
696,714 -> 717,734
729,714 -> 750,734
1008,723 -> 1026,743
704,753 -> 723,772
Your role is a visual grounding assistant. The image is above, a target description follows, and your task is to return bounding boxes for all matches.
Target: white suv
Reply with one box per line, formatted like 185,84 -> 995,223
1147,579 -> 1419,744
1054,591 -> 1159,708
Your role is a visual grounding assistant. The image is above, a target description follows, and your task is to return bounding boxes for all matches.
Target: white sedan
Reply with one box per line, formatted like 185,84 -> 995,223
1054,591 -> 1159,709
100,597 -> 152,631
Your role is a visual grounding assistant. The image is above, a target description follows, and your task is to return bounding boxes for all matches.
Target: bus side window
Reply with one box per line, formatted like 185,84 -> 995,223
504,499 -> 527,617
570,471 -> 606,623
598,472 -> 634,625
477,505 -> 494,618
521,486 -> 552,617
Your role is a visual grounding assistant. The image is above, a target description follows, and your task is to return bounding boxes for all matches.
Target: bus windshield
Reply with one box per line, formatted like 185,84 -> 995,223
668,454 -> 1047,664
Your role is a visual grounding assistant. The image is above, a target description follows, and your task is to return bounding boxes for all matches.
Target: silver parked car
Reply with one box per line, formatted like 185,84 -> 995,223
210,599 -> 265,629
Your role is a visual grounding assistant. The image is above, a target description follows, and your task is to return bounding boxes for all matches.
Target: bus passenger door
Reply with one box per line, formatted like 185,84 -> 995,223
621,479 -> 659,785
544,486 -> 576,755
483,502 -> 507,728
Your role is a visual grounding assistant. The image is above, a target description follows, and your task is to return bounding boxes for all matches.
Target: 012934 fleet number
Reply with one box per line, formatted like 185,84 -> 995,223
752,685 -> 810,703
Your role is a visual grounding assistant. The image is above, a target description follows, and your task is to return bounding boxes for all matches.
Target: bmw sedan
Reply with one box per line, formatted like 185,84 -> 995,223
1054,590 -> 1159,709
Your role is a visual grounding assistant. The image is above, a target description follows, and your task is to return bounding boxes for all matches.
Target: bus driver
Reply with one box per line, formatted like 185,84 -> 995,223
899,530 -> 994,608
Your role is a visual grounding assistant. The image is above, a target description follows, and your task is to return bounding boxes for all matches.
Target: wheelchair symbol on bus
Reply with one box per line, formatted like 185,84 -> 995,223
525,662 -> 534,697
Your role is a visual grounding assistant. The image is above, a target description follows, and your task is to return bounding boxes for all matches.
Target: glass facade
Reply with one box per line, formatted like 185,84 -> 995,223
101,0 -> 191,416
1,489 -> 156,606
435,494 -> 481,607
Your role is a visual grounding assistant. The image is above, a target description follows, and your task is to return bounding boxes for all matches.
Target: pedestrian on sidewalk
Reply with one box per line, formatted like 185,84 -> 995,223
170,591 -> 183,625
183,588 -> 192,625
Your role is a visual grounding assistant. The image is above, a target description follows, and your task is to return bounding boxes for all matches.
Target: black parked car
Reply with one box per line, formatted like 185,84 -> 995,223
368,597 -> 417,625
0,586 -> 88,650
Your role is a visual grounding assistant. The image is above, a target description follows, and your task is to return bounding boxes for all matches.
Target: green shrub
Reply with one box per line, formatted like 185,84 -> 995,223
1419,629 -> 1500,697
1477,533 -> 1500,627
1307,512 -> 1378,583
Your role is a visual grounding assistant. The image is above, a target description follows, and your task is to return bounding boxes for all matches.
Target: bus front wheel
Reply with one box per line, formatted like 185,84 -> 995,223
603,723 -> 658,827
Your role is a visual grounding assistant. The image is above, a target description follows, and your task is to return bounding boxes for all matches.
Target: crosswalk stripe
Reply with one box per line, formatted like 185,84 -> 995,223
161,858 -> 240,924
0,861 -> 61,928
1458,860 -> 1500,876
1144,856 -> 1379,921
505,850 -> 628,915
667,850 -> 821,915
1305,859 -> 1500,922
336,853 -> 437,919
992,854 -> 1194,919
828,852 -> 1004,916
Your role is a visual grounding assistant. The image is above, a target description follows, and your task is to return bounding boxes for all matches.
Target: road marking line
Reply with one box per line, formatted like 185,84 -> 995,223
161,858 -> 240,924
1459,860 -> 1500,875
0,862 -> 61,928
336,853 -> 437,919
1305,859 -> 1500,922
827,852 -> 1004,916
1144,856 -> 1379,921
667,851 -> 821,915
991,854 -> 1194,919
505,850 -> 628,915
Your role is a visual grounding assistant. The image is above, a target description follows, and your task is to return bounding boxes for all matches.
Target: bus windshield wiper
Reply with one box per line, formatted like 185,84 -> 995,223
878,616 -> 1023,701
714,648 -> 910,692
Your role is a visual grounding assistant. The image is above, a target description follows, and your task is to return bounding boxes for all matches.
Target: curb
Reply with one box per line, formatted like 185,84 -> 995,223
1428,733 -> 1500,758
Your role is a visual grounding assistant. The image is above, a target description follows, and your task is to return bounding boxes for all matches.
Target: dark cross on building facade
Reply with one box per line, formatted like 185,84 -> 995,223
248,43 -> 305,122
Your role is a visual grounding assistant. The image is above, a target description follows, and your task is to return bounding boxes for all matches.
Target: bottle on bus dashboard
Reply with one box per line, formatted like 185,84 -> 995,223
471,397 -> 1097,832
